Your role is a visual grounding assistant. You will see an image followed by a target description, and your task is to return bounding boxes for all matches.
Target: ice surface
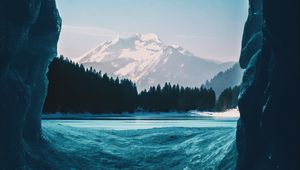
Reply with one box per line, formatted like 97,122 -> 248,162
42,118 -> 237,130
42,116 -> 237,169
42,109 -> 240,121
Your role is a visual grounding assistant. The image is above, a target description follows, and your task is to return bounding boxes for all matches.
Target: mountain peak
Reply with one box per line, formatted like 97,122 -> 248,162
76,33 -> 235,91
134,33 -> 161,43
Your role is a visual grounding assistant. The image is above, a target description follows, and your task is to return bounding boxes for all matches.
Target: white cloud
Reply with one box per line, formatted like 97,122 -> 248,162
61,25 -> 119,38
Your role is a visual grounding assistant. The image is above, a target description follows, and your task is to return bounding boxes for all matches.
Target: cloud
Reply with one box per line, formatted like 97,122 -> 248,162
61,25 -> 119,38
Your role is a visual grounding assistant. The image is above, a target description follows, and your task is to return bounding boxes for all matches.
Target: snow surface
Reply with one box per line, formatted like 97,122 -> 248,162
190,109 -> 240,118
42,113 -> 237,169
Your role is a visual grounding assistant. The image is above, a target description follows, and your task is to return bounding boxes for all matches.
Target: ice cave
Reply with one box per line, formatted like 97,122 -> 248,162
0,0 -> 298,169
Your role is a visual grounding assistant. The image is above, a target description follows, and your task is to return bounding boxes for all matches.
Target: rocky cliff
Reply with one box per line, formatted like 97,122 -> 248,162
236,0 -> 299,169
0,0 -> 61,168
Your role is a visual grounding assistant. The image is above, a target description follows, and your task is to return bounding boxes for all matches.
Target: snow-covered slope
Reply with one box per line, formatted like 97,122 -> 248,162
75,33 -> 234,91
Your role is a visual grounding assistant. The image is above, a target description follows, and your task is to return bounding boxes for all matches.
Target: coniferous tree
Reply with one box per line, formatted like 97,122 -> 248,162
44,56 -> 138,114
215,86 -> 240,111
44,56 -> 238,114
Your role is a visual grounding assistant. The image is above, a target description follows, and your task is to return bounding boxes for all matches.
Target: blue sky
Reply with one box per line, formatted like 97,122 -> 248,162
57,0 -> 248,62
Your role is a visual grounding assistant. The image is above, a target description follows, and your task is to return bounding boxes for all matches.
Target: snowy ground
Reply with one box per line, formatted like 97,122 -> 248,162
189,109 -> 240,118
42,110 -> 238,169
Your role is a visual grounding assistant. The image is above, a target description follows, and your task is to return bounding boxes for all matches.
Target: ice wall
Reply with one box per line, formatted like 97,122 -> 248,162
236,0 -> 299,169
0,0 -> 61,168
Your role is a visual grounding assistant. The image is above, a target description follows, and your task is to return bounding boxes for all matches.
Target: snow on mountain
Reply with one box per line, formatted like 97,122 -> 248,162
75,33 -> 234,91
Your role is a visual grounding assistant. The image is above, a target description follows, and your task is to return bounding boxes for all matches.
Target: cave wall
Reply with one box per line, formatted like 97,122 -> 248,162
0,0 -> 61,168
236,0 -> 299,169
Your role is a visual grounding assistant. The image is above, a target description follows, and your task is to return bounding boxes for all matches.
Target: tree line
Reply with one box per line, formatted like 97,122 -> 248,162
43,56 -> 239,114
139,84 -> 216,112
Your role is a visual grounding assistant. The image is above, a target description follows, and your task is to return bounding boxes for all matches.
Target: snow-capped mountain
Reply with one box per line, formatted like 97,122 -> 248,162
75,33 -> 235,91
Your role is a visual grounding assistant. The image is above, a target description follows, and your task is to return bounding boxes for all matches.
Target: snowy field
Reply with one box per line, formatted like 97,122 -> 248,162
42,110 -> 238,169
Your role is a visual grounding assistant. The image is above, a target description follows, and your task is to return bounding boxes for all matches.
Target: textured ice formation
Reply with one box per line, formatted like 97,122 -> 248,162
42,123 -> 237,169
236,0 -> 299,169
0,0 -> 61,168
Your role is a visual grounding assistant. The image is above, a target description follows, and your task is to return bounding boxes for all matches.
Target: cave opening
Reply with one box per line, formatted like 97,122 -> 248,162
42,1 -> 249,169
1,0 -> 299,169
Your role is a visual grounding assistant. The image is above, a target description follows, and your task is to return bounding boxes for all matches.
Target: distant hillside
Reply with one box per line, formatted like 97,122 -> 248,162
203,63 -> 243,97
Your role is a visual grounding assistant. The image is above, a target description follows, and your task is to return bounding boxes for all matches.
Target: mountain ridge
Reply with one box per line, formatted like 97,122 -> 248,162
203,63 -> 243,98
75,33 -> 235,91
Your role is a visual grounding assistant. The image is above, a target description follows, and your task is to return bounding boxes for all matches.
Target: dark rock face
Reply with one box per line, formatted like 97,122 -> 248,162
0,0 -> 61,168
236,0 -> 299,169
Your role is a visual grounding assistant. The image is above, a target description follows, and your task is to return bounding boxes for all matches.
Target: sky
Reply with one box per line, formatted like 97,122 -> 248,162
56,0 -> 248,62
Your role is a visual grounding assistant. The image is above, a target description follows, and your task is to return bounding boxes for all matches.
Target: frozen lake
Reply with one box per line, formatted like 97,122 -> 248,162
42,110 -> 238,169
42,109 -> 239,130
43,118 -> 237,130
